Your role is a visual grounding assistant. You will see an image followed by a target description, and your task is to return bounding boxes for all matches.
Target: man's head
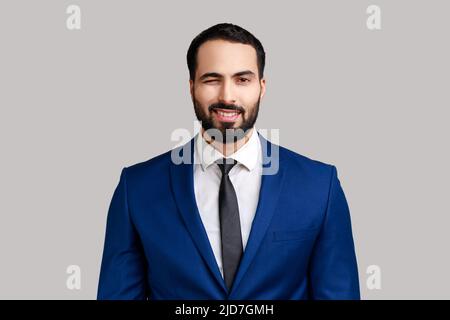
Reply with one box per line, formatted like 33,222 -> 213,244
187,23 -> 266,143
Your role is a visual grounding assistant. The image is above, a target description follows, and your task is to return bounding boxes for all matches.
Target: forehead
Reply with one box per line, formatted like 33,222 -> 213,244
196,39 -> 258,77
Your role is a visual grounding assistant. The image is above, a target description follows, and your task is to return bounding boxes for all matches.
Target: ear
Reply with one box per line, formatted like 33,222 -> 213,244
189,79 -> 194,100
189,79 -> 194,101
260,77 -> 266,99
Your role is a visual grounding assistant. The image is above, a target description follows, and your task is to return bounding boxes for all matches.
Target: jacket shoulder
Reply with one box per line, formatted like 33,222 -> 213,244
278,144 -> 336,180
122,148 -> 175,183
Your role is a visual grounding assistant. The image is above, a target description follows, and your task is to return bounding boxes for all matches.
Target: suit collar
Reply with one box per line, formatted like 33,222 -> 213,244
195,127 -> 260,172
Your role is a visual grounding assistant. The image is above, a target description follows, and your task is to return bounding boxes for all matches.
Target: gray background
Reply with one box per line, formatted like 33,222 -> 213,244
0,0 -> 449,299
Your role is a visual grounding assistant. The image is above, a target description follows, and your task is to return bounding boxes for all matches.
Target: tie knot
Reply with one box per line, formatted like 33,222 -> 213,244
217,158 -> 237,175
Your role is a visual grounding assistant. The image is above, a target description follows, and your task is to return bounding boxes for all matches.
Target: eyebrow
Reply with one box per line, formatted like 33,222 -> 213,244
199,70 -> 256,81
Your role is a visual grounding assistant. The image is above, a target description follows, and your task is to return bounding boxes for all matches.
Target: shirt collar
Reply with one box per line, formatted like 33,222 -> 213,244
195,127 -> 260,172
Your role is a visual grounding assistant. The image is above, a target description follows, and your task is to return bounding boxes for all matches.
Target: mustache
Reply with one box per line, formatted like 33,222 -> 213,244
208,102 -> 245,113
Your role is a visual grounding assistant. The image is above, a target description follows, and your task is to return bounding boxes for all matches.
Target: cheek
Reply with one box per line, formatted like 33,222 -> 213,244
195,86 -> 219,106
237,85 -> 261,106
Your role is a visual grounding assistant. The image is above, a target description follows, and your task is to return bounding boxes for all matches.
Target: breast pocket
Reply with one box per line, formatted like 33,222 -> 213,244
272,228 -> 319,242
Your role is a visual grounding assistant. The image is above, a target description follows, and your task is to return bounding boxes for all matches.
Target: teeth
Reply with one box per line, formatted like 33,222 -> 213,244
217,111 -> 238,117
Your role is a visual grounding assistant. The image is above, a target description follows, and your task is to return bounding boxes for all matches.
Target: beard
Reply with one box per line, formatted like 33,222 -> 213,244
193,92 -> 260,144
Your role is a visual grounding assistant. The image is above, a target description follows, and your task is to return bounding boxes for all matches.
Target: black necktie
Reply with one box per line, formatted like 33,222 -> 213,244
217,158 -> 243,291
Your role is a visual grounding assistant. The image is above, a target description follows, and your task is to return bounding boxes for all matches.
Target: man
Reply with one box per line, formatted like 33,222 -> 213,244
97,23 -> 360,300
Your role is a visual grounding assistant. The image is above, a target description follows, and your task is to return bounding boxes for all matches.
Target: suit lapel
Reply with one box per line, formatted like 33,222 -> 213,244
228,133 -> 286,298
169,137 -> 227,293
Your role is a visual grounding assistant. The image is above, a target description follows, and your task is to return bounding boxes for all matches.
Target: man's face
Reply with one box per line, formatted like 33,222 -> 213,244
190,39 -> 266,143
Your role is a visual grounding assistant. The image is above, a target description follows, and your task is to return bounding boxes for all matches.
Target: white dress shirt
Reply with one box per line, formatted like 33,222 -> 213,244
193,127 -> 262,279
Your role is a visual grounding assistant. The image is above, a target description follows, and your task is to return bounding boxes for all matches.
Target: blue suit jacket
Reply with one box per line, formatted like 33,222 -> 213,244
97,133 -> 360,300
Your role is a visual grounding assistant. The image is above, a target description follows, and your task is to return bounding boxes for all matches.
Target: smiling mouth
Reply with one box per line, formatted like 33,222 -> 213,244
212,108 -> 242,122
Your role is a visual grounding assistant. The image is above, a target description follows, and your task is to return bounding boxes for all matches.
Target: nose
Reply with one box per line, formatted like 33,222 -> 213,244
218,80 -> 236,105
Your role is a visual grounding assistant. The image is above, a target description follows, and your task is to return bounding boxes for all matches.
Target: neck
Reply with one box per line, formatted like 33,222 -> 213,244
201,127 -> 253,157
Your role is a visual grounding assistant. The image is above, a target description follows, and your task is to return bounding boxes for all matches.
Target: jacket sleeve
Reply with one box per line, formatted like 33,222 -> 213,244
308,166 -> 360,299
97,168 -> 148,300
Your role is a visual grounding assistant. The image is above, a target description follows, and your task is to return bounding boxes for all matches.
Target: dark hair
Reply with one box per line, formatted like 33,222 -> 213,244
187,23 -> 265,81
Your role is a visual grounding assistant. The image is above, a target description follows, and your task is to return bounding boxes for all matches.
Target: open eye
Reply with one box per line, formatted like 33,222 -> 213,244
237,77 -> 250,83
